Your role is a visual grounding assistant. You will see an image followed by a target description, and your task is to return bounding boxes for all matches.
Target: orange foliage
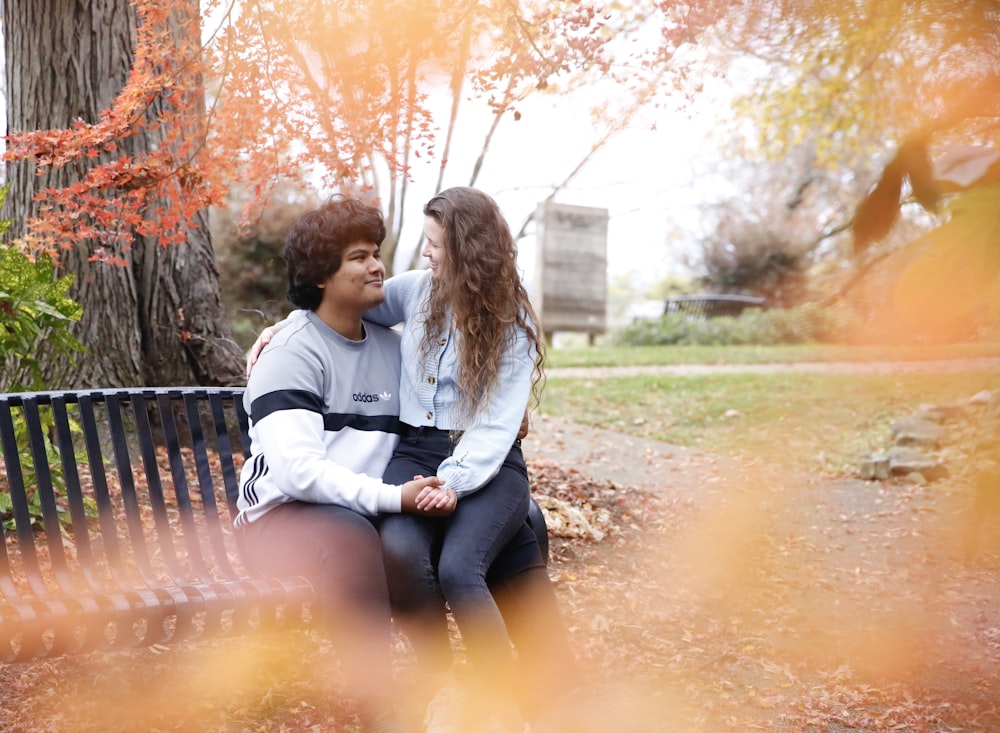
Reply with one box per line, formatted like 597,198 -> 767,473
3,0 -> 618,260
4,0 -> 222,260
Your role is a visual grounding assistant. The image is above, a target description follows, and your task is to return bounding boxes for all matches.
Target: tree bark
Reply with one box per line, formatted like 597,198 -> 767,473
2,0 -> 245,389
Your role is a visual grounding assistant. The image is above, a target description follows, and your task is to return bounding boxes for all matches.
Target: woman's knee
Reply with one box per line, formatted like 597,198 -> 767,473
437,548 -> 488,597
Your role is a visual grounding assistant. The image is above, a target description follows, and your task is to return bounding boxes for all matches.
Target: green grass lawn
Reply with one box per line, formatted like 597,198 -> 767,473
539,368 -> 1000,475
545,342 -> 1000,368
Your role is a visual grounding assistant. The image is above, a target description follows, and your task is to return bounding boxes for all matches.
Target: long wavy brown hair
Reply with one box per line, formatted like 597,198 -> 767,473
421,187 -> 545,425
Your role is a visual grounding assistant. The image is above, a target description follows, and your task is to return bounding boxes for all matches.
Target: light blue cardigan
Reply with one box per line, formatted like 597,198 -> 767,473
365,269 -> 536,496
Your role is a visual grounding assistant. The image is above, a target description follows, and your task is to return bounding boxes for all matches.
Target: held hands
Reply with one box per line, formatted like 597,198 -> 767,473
400,475 -> 456,516
415,483 -> 457,515
245,324 -> 283,379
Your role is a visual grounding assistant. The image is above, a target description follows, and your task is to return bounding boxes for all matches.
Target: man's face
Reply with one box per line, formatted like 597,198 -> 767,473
321,241 -> 385,312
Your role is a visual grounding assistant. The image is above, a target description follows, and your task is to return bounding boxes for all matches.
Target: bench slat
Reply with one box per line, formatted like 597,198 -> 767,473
51,395 -> 105,593
77,393 -> 133,592
107,393 -> 165,590
0,399 -> 48,600
23,398 -> 78,595
186,391 -> 245,580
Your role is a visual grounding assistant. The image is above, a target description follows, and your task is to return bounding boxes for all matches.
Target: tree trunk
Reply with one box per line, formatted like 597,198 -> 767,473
2,0 -> 245,389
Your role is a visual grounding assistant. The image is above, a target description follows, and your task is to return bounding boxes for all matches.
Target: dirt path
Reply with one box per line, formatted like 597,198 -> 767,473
522,413 -> 716,496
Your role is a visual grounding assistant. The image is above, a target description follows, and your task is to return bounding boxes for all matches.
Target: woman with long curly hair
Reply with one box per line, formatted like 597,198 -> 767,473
367,187 -> 549,733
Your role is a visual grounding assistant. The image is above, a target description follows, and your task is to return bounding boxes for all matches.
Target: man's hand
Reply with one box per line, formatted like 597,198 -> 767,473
400,475 -> 455,516
246,324 -> 283,379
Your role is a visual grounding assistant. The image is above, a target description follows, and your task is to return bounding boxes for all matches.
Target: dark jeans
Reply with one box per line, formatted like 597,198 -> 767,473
238,502 -> 394,703
380,426 -> 530,682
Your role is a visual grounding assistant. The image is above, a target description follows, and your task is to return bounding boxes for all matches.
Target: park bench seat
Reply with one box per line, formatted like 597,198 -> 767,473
0,387 -> 548,663
663,294 -> 766,319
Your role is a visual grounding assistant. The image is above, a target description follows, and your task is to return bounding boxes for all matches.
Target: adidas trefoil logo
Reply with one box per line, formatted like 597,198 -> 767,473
379,391 -> 392,401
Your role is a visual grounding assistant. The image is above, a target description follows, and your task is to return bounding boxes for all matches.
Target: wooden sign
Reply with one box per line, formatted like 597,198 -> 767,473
533,201 -> 608,340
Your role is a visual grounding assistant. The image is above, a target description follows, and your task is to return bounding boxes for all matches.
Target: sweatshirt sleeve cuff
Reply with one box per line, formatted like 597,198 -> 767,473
377,482 -> 403,513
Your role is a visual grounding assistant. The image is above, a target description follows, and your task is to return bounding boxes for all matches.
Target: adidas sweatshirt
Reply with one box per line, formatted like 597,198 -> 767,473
235,312 -> 405,527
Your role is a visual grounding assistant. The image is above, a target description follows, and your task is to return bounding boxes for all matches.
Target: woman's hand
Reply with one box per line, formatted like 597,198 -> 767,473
246,324 -> 283,379
400,476 -> 455,516
415,484 -> 457,515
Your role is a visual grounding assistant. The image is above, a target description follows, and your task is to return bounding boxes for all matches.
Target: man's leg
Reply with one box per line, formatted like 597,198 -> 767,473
239,502 -> 405,729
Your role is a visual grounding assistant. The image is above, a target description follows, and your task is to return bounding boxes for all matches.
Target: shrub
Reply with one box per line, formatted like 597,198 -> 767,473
213,186 -> 321,351
0,185 -> 86,530
613,304 -> 850,346
0,191 -> 84,392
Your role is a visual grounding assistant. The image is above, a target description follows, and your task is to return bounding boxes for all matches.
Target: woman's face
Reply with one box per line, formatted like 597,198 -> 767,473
421,216 -> 447,280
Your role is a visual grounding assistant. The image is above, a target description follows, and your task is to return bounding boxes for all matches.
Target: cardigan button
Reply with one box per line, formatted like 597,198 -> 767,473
428,376 -> 436,385
426,411 -> 433,420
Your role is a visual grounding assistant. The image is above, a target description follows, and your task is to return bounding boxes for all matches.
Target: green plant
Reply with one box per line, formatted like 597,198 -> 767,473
0,184 -> 88,530
0,185 -> 85,392
0,247 -> 84,391
612,305 -> 851,347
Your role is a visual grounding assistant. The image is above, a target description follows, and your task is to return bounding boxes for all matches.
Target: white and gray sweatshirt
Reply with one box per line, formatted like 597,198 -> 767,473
235,312 -> 405,527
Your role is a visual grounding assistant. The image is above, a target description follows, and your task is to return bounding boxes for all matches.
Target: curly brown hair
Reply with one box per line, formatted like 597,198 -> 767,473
283,195 -> 385,310
421,187 -> 545,423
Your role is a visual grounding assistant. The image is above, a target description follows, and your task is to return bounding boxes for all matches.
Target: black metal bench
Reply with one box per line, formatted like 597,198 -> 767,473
663,294 -> 766,319
0,387 -> 549,662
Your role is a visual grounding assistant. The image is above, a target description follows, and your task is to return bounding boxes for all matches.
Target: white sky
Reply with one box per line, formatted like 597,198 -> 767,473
389,79 -> 735,294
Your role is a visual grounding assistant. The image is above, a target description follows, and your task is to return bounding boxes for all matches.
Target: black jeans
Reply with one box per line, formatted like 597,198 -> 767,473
380,426 -> 530,682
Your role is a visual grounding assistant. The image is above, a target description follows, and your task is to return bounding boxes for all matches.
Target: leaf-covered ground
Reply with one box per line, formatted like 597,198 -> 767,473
2,428 -> 999,732
535,458 -> 1000,733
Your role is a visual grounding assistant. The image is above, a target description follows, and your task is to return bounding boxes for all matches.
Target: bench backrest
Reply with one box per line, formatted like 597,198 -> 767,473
0,387 -> 316,660
663,294 -> 766,319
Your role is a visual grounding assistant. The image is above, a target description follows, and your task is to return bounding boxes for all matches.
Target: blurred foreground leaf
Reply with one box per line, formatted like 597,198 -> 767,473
891,184 -> 1000,336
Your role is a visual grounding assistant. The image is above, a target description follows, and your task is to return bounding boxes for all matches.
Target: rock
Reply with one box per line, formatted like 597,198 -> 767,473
970,389 -> 998,406
914,403 -> 965,422
890,416 -> 945,448
859,389 -> 994,486
887,446 -> 948,481
859,451 -> 891,480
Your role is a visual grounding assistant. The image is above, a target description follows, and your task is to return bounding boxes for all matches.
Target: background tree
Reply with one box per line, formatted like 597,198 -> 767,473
2,0 -> 631,389
2,0 -> 245,388
204,0 -> 621,274
211,181 -> 322,351
22,0 -> 989,389
691,0 -> 1000,339
685,148 -> 856,305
